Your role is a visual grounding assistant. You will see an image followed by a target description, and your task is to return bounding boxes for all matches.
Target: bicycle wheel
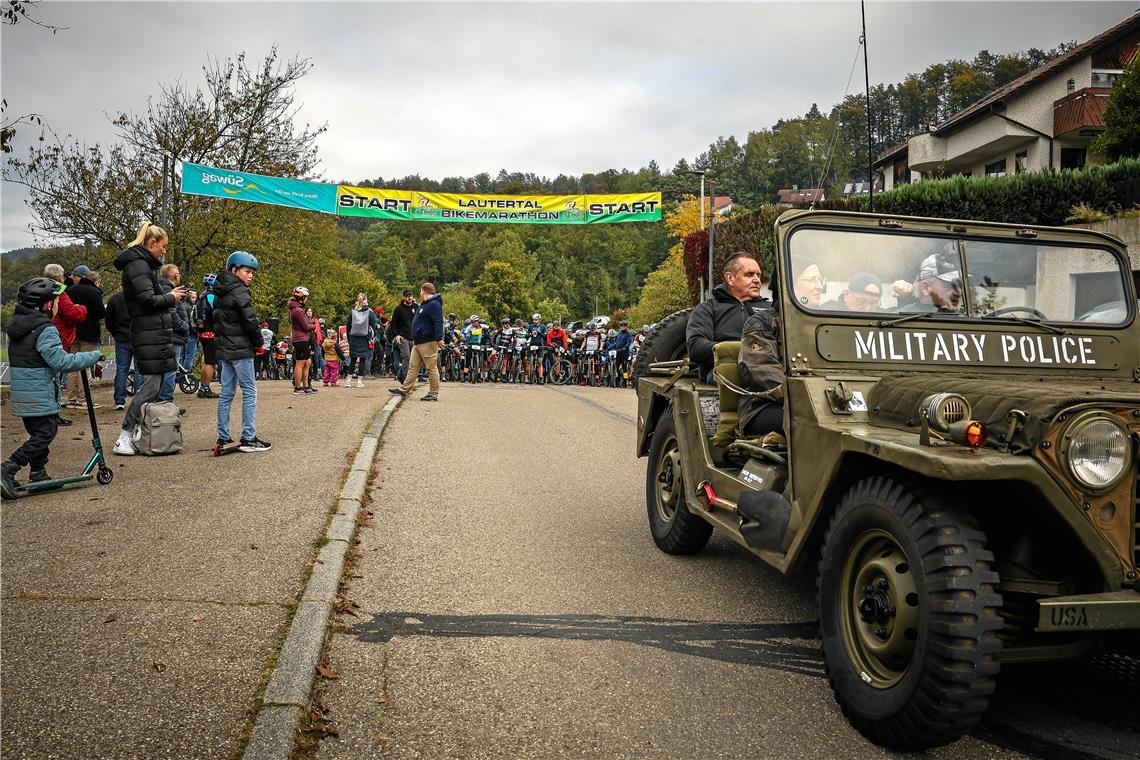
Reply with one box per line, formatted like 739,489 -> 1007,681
178,372 -> 200,395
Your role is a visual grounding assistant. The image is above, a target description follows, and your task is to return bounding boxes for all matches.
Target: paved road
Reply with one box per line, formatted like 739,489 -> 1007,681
1,378 -> 388,758
317,382 -> 1138,759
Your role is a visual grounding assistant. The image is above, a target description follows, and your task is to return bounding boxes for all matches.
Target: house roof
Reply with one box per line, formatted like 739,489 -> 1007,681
777,188 -> 824,203
875,140 -> 910,165
931,12 -> 1140,136
680,195 -> 733,210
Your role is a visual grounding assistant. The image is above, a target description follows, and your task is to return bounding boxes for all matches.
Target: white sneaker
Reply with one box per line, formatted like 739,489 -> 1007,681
343,376 -> 354,388
356,378 -> 365,388
112,430 -> 136,456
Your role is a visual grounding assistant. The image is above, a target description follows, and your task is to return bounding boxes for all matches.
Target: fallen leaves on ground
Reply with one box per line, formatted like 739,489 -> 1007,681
377,695 -> 396,705
192,615 -> 206,622
104,612 -> 117,623
316,663 -> 338,680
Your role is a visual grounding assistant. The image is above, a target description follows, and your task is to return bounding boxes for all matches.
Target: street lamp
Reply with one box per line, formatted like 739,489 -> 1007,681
707,180 -> 716,300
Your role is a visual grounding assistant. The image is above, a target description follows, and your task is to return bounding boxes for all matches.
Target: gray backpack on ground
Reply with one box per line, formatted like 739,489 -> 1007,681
134,401 -> 183,456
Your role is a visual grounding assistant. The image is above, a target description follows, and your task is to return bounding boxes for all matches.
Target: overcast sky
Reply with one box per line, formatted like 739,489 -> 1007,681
2,1 -> 1136,250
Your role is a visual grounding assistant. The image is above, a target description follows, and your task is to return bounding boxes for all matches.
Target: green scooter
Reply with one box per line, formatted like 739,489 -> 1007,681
16,369 -> 113,495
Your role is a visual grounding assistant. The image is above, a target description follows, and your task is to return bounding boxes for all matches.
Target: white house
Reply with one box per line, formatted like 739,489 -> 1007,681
875,13 -> 1139,190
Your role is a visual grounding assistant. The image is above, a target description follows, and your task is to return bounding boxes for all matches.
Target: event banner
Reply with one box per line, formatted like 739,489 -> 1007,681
584,193 -> 663,224
336,185 -> 415,220
179,163 -> 662,224
180,162 -> 337,214
412,192 -> 586,224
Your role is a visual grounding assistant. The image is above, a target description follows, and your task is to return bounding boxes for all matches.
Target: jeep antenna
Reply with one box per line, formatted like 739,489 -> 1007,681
862,0 -> 874,212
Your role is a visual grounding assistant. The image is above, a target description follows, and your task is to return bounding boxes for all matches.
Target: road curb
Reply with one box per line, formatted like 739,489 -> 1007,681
242,393 -> 402,760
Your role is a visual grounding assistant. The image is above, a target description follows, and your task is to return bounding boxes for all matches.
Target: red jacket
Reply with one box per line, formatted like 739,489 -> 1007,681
287,297 -> 314,343
52,291 -> 87,351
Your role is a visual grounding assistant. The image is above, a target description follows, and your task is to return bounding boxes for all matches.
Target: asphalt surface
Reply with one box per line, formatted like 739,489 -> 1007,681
319,382 -> 1139,760
1,377 -> 388,758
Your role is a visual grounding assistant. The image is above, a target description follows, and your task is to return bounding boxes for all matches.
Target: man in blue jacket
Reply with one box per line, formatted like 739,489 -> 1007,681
389,282 -> 443,402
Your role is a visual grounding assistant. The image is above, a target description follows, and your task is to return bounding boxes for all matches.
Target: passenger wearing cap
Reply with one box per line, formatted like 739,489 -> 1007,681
822,272 -> 883,313
894,253 -> 964,314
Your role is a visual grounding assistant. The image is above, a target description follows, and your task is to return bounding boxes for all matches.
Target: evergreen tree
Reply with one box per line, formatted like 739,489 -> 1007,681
1093,58 -> 1140,162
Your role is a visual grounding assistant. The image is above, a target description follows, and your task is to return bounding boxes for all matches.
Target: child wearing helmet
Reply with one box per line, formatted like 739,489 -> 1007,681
2,278 -> 104,498
212,251 -> 271,452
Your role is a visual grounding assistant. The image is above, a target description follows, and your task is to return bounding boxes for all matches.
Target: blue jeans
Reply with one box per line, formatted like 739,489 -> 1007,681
159,369 -> 176,402
182,335 -> 198,371
217,357 -> 257,442
113,341 -> 135,406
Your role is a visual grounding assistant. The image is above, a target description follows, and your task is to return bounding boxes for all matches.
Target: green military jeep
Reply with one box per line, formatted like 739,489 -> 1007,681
634,210 -> 1140,750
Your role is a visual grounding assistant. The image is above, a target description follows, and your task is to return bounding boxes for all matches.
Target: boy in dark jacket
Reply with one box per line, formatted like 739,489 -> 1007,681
63,269 -> 106,408
2,278 -> 103,498
158,263 -> 190,403
213,251 -> 270,452
104,290 -> 134,409
112,222 -> 187,455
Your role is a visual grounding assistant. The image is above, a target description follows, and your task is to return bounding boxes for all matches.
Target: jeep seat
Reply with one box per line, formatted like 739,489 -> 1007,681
710,341 -> 742,448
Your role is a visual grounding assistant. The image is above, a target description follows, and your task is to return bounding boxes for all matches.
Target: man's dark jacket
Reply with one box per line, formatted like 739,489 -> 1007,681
159,277 -> 190,347
685,283 -> 772,377
67,278 -> 106,344
113,244 -> 175,375
105,291 -> 131,343
212,270 -> 261,361
388,300 -> 416,341
411,294 -> 443,344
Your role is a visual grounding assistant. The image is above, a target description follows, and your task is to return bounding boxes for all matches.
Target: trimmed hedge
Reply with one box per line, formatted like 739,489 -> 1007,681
681,158 -> 1140,298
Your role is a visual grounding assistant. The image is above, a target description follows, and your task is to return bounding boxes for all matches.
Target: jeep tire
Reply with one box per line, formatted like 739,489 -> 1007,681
632,308 -> 691,381
645,409 -> 713,554
817,477 -> 1003,750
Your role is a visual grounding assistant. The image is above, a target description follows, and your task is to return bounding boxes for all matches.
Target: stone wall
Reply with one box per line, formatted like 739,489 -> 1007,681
1065,216 -> 1140,271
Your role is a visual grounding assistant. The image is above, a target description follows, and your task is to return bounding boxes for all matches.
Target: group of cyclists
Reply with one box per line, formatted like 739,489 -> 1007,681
440,313 -> 643,388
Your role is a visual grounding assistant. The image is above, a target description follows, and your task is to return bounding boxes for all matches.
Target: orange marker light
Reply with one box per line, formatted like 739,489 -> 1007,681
964,421 -> 987,448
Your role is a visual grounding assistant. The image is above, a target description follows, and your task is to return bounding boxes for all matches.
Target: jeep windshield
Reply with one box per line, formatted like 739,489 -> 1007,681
787,227 -> 1133,326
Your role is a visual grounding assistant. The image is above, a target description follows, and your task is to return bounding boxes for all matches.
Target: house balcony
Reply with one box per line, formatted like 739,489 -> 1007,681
1054,87 -> 1111,138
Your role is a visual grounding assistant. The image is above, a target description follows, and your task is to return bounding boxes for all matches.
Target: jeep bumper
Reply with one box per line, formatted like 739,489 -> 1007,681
1037,589 -> 1140,632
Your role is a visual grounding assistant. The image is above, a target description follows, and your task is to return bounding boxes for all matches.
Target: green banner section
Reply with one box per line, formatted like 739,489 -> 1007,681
179,163 -> 662,224
180,162 -> 337,213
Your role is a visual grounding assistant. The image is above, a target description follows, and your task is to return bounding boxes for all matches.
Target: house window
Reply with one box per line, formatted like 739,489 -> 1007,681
985,158 -> 1007,177
1015,150 -> 1028,174
1091,69 -> 1122,87
1060,147 -> 1086,170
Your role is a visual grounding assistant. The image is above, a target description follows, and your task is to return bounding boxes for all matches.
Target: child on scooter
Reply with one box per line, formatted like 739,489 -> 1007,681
2,278 -> 103,499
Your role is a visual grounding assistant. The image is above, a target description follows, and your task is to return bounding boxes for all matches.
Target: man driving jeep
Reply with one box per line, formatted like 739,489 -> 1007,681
686,252 -> 771,381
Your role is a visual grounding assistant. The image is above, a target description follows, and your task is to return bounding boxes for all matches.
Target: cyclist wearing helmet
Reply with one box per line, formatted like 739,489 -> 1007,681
614,320 -> 633,387
213,250 -> 270,452
1,278 -> 103,498
288,286 -> 316,395
527,314 -> 546,383
111,221 -> 188,455
193,273 -> 221,397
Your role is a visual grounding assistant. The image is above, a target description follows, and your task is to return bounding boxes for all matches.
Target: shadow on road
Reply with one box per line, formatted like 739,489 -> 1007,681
351,611 -> 824,678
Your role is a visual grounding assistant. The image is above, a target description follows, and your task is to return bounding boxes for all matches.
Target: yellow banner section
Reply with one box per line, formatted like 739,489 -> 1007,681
413,192 -> 586,224
336,186 -> 415,219
584,193 -> 663,224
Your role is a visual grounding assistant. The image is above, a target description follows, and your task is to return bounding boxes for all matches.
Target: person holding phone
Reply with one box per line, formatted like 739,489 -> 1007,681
111,221 -> 189,455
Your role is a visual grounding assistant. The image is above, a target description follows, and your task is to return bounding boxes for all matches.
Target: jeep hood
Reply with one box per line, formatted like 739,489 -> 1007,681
868,375 -> 1140,452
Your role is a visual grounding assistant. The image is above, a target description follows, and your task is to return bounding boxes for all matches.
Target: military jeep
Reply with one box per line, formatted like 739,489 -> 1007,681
634,210 -> 1140,750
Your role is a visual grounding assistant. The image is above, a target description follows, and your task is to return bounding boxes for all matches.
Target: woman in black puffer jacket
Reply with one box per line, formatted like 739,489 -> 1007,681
111,222 -> 188,455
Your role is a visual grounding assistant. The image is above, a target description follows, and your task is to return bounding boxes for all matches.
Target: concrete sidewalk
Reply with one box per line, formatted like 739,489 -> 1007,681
1,377 -> 391,758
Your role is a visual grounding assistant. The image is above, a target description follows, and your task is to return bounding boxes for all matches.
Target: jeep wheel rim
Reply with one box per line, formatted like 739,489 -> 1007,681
655,435 -> 682,524
839,529 -> 919,689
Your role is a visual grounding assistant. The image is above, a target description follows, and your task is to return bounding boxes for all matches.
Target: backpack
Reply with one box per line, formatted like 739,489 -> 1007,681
133,401 -> 183,456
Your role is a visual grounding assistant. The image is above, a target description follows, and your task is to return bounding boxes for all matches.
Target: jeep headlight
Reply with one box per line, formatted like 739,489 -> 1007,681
1062,415 -> 1131,491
